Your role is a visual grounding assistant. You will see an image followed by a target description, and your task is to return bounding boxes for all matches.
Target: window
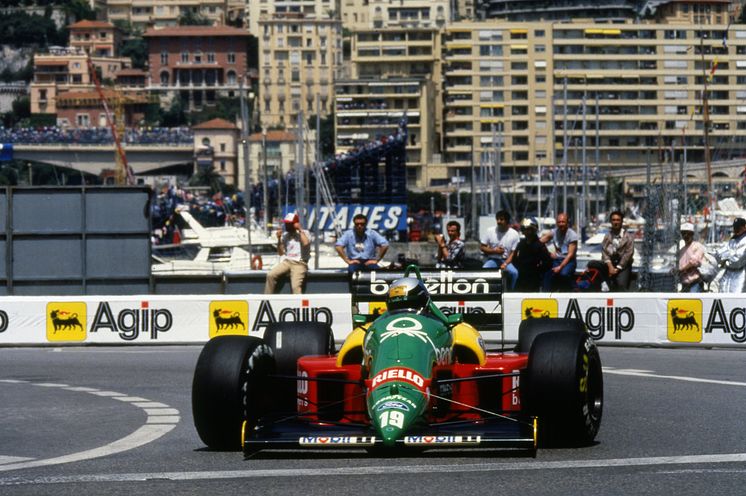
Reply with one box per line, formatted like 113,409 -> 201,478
227,52 -> 236,64
161,51 -> 168,64
207,52 -> 215,63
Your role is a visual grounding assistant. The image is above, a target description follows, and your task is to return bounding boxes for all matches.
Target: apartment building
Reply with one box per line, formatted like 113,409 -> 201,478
341,0 -> 450,30
247,0 -> 337,37
442,9 -> 746,185
258,14 -> 342,130
143,25 -> 251,111
30,47 -> 129,116
193,117 -> 240,186
68,20 -> 120,57
334,26 -> 443,188
101,0 -> 228,30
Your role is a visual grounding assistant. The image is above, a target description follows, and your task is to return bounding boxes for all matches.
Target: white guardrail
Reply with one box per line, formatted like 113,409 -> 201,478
503,293 -> 746,348
0,294 -> 353,346
0,292 -> 744,348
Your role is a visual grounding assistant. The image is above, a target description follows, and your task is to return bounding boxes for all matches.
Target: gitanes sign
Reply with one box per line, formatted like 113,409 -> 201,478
285,204 -> 407,231
503,293 -> 746,347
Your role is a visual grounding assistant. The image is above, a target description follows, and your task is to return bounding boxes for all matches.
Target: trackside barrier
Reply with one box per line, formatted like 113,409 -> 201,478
0,294 -> 352,346
503,293 -> 746,348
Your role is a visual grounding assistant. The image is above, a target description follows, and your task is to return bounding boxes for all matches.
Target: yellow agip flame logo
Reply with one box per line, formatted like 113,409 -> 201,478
209,300 -> 249,338
667,299 -> 702,343
46,302 -> 87,342
521,299 -> 558,320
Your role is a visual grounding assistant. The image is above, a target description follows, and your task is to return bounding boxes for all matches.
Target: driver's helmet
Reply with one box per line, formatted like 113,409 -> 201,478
386,277 -> 430,312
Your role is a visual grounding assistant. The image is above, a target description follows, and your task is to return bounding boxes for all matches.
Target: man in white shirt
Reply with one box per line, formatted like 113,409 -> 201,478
480,210 -> 520,290
264,212 -> 311,294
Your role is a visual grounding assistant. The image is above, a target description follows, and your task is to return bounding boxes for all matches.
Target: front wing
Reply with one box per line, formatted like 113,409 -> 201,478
242,415 -> 537,453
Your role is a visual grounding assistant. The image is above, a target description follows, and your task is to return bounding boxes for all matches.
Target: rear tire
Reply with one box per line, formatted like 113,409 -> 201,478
522,331 -> 603,447
192,336 -> 274,450
263,322 -> 335,412
516,317 -> 585,353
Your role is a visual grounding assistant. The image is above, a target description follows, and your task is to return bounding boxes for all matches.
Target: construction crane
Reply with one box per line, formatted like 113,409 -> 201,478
86,55 -> 135,185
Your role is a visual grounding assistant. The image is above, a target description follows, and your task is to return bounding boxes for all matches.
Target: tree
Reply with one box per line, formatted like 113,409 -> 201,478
120,37 -> 147,69
188,164 -> 223,195
178,9 -> 211,26
161,96 -> 187,127
63,0 -> 95,23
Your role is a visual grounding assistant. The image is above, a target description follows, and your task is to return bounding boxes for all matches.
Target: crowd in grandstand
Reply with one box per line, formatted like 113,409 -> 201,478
0,126 -> 193,145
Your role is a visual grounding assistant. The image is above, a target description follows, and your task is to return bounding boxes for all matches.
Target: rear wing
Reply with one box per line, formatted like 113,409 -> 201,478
350,269 -> 504,336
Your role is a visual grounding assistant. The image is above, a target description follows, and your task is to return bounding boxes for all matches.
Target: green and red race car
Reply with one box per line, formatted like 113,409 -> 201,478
192,265 -> 603,454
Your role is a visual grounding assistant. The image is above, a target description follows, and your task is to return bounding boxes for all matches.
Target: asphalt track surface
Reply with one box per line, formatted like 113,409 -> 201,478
1,345 -> 745,496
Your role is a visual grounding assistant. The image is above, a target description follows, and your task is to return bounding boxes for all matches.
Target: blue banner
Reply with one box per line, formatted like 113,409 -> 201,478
0,144 -> 13,162
287,204 -> 408,232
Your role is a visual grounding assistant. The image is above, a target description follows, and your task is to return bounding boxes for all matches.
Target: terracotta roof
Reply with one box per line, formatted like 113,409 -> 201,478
144,26 -> 250,38
69,20 -> 115,29
249,130 -> 297,142
193,118 -> 239,130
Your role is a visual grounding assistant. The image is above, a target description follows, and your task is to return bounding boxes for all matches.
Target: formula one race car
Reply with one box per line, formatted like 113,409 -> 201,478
192,265 -> 603,454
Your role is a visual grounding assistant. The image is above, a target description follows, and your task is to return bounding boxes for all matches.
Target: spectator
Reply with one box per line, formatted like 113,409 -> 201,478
435,221 -> 465,269
677,222 -> 705,293
480,210 -> 520,289
715,217 -> 746,293
541,212 -> 578,291
505,217 -> 551,292
264,212 -> 310,294
335,213 -> 389,273
601,210 -> 635,291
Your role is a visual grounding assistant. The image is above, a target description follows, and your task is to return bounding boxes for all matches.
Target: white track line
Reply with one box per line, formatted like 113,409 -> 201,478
604,367 -> 746,387
0,381 -> 180,472
3,453 -> 746,485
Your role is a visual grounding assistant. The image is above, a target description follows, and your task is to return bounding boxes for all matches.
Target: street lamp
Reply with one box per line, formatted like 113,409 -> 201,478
240,76 -> 255,258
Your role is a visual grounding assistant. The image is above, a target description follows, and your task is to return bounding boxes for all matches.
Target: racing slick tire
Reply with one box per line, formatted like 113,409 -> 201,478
515,317 -> 585,354
263,322 -> 336,412
192,335 -> 274,450
522,331 -> 603,447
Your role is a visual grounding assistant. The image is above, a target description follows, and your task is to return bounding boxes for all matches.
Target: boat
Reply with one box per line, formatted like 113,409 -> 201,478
152,208 -> 346,275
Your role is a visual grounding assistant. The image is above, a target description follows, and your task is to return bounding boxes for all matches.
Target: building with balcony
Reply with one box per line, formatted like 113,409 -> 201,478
258,14 -> 342,130
441,10 -> 746,190
30,46 -> 129,116
143,25 -> 251,111
247,0 -> 336,37
341,0 -> 451,30
100,0 -> 228,30
68,20 -> 120,57
334,27 -> 443,188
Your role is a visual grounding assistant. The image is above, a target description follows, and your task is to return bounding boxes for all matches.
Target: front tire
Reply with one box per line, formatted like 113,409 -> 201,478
516,317 -> 585,353
262,322 -> 335,412
522,331 -> 603,447
192,336 -> 274,450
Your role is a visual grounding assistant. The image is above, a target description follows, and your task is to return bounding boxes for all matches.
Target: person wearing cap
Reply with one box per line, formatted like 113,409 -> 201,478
715,217 -> 746,293
335,213 -> 389,273
601,210 -> 635,291
264,212 -> 311,294
504,217 -> 551,292
677,222 -> 706,293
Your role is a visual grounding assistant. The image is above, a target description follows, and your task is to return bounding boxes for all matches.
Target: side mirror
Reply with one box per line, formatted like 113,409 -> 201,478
353,314 -> 369,326
446,314 -> 463,326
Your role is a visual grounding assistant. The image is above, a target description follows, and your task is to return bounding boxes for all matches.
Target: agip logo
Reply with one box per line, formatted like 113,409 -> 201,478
521,299 -> 558,320
667,299 -> 702,343
209,301 -> 249,338
47,302 -> 86,342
